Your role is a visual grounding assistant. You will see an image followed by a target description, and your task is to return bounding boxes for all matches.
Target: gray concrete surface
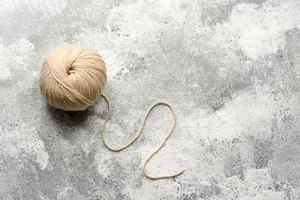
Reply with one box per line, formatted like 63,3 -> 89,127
0,0 -> 300,199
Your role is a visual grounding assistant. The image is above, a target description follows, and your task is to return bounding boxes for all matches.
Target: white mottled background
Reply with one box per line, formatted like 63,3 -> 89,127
0,0 -> 300,199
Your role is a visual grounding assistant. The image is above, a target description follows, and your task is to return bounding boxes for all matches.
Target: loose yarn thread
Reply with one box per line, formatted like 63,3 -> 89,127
101,94 -> 185,180
39,44 -> 184,180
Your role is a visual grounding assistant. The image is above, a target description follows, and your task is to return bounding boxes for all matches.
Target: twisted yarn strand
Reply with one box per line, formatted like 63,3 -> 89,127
100,94 -> 185,180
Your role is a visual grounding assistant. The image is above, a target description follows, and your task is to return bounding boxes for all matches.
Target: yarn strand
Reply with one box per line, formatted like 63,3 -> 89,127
100,94 -> 184,180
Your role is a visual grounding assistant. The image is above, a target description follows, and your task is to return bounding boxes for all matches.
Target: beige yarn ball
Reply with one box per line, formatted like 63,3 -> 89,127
39,44 -> 107,111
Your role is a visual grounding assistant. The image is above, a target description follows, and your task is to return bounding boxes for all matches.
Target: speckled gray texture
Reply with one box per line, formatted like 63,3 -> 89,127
0,0 -> 299,199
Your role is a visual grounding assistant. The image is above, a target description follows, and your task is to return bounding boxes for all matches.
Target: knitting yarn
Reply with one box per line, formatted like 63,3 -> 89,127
39,44 -> 184,180
39,44 -> 106,111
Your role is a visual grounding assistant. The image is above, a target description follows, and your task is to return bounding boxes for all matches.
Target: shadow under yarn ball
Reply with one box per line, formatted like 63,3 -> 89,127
47,105 -> 90,127
39,44 -> 107,111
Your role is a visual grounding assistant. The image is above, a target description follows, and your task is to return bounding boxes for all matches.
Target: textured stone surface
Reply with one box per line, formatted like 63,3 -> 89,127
0,0 -> 299,199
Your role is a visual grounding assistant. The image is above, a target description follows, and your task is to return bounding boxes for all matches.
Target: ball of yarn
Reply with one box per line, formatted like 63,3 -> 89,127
39,44 -> 107,111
